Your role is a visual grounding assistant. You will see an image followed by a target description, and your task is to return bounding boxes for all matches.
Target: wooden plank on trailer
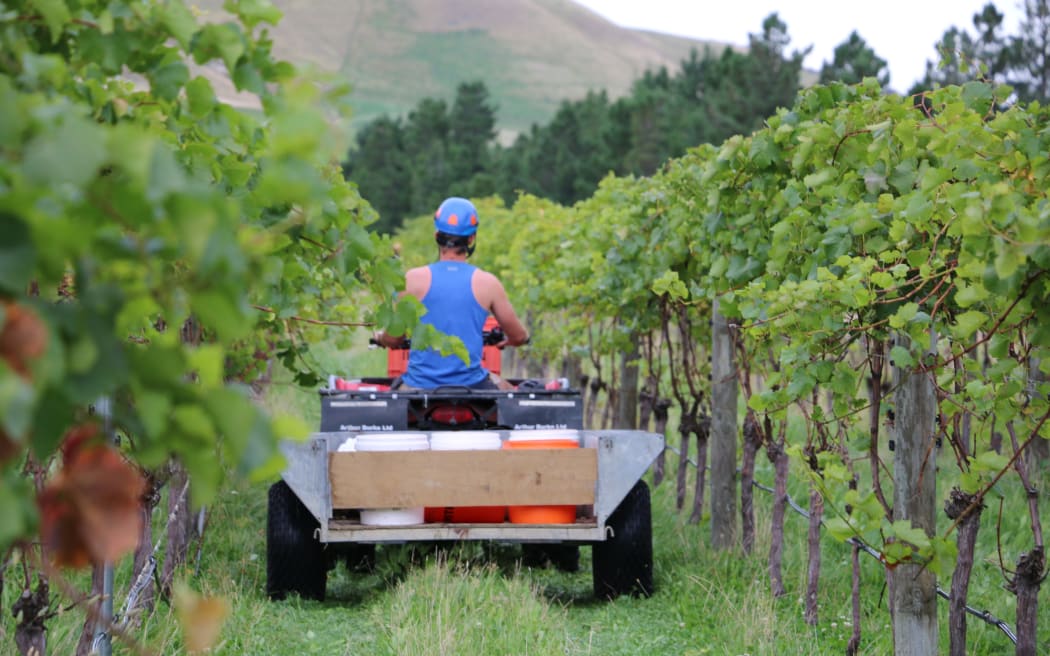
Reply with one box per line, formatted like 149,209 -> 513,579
329,449 -> 597,508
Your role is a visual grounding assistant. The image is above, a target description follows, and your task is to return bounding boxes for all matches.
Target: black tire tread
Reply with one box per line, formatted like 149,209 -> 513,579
592,480 -> 653,599
266,480 -> 327,601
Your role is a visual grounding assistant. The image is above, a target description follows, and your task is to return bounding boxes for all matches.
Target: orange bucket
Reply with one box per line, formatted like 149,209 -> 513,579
502,430 -> 580,524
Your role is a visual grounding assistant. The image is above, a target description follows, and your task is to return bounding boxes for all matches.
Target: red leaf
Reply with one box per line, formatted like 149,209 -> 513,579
59,423 -> 101,464
38,427 -> 146,568
0,302 -> 48,380
38,485 -> 92,569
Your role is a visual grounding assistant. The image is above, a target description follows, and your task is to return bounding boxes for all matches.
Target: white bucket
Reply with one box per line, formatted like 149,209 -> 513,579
506,429 -> 580,444
355,432 -> 429,526
429,430 -> 503,451
355,432 -> 431,451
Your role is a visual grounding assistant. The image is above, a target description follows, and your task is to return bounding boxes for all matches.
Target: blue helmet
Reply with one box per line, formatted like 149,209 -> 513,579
434,197 -> 479,236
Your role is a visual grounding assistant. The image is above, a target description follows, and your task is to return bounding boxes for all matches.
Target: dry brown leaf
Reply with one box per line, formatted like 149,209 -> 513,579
174,584 -> 230,654
38,425 -> 146,568
0,301 -> 48,379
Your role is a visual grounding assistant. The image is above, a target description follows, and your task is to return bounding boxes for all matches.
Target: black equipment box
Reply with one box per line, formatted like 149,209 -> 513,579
318,379 -> 583,432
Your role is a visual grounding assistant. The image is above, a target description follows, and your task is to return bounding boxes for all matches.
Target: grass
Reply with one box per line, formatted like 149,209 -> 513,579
373,560 -> 573,655
2,339 -> 1047,655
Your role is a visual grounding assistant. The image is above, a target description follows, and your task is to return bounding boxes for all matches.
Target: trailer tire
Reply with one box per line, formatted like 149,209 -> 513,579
267,480 -> 326,601
592,481 -> 653,600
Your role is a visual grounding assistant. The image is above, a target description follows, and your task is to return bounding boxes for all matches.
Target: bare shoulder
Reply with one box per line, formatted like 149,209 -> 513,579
470,268 -> 506,310
404,266 -> 431,299
472,268 -> 505,291
473,267 -> 506,292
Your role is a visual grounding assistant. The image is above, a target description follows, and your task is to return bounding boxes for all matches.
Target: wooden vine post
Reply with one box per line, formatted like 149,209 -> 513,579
616,332 -> 640,429
710,300 -> 738,549
890,333 -> 939,655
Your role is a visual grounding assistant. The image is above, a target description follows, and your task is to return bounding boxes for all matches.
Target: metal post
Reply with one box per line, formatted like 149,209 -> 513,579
93,396 -> 114,656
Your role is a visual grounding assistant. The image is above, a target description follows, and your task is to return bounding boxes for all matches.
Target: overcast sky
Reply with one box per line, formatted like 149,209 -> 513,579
573,1 -> 1024,92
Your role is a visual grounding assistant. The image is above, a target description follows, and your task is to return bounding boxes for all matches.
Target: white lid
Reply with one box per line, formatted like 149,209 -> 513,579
355,432 -> 430,451
359,507 -> 425,526
336,437 -> 356,452
430,431 -> 502,450
507,429 -> 580,442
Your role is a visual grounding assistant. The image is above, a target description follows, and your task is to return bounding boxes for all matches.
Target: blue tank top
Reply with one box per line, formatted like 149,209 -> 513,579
402,261 -> 490,388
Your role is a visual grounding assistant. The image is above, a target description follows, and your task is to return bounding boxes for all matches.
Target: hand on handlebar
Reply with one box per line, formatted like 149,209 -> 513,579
371,332 -> 410,349
483,327 -> 505,347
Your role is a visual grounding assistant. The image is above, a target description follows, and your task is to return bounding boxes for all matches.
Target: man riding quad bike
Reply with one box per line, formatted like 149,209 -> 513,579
374,196 -> 529,391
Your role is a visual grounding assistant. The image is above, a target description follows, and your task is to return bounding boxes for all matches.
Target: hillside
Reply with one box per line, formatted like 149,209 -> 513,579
197,0 -> 732,140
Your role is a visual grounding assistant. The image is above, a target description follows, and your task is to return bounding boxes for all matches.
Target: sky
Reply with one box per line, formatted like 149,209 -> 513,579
573,1 -> 1024,92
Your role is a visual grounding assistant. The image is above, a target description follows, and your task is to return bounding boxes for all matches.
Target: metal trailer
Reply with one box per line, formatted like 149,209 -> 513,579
267,425 -> 664,602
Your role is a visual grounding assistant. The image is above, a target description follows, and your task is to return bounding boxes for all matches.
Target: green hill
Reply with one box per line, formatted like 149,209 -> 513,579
197,0 -> 732,141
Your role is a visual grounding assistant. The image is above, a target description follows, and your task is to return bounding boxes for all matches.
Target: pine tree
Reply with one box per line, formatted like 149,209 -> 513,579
448,81 -> 498,190
344,116 -> 411,234
404,97 -> 452,217
819,31 -> 890,87
1009,0 -> 1050,102
910,3 -> 1009,95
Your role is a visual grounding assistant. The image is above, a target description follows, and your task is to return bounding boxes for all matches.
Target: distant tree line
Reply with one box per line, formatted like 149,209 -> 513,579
345,3 -> 1050,234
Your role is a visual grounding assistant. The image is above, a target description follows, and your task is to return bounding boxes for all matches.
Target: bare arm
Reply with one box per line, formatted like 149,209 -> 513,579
474,270 -> 528,346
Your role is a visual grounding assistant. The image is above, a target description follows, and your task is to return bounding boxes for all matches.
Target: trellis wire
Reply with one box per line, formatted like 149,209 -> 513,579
663,444 -> 1018,645
114,478 -> 192,631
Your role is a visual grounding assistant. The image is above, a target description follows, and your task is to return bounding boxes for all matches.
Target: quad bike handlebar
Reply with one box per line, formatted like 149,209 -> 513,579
369,327 -> 506,350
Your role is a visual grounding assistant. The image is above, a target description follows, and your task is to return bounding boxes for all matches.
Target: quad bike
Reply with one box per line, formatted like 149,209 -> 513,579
266,318 -> 663,602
